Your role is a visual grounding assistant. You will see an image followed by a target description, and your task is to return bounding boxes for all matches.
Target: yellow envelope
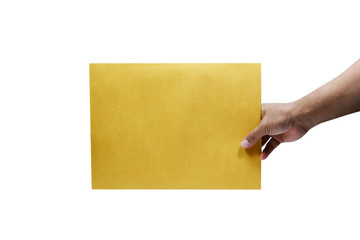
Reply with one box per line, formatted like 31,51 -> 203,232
90,63 -> 261,189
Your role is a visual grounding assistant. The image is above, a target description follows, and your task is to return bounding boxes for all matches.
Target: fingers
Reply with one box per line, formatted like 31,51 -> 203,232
260,138 -> 280,160
262,135 -> 270,146
241,122 -> 266,149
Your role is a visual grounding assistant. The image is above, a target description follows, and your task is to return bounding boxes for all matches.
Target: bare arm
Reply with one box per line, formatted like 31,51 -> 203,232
241,59 -> 360,160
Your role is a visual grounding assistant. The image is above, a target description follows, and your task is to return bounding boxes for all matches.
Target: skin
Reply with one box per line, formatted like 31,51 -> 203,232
241,59 -> 360,160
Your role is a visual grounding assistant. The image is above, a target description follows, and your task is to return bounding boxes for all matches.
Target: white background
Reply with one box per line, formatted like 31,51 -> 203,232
1,0 -> 359,239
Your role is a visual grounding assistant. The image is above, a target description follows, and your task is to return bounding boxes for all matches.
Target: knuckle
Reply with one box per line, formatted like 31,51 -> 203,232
248,133 -> 257,143
260,121 -> 271,134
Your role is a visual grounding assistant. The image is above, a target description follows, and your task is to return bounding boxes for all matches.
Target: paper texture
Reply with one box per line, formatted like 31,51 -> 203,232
90,63 -> 261,189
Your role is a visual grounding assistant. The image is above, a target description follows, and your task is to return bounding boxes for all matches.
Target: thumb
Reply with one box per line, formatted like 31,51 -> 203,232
241,122 -> 266,149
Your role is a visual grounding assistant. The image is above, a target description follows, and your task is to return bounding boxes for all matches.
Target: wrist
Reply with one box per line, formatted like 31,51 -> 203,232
289,98 -> 318,131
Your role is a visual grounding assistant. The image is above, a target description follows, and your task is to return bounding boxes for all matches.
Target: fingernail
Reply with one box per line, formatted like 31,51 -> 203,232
241,139 -> 251,149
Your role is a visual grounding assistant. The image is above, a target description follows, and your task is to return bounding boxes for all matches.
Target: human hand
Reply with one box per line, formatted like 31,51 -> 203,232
240,59 -> 360,160
241,103 -> 310,160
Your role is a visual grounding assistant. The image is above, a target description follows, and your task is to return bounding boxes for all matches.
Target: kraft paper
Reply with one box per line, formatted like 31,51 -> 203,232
90,63 -> 261,189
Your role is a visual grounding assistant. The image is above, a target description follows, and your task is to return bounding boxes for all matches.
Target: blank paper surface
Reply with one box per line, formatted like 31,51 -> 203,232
90,63 -> 261,189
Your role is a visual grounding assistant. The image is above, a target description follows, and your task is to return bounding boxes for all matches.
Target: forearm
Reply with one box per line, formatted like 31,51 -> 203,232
292,59 -> 360,130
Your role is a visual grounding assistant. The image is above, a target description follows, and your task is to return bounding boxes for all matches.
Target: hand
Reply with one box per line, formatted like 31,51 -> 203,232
241,103 -> 310,160
241,59 -> 360,160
